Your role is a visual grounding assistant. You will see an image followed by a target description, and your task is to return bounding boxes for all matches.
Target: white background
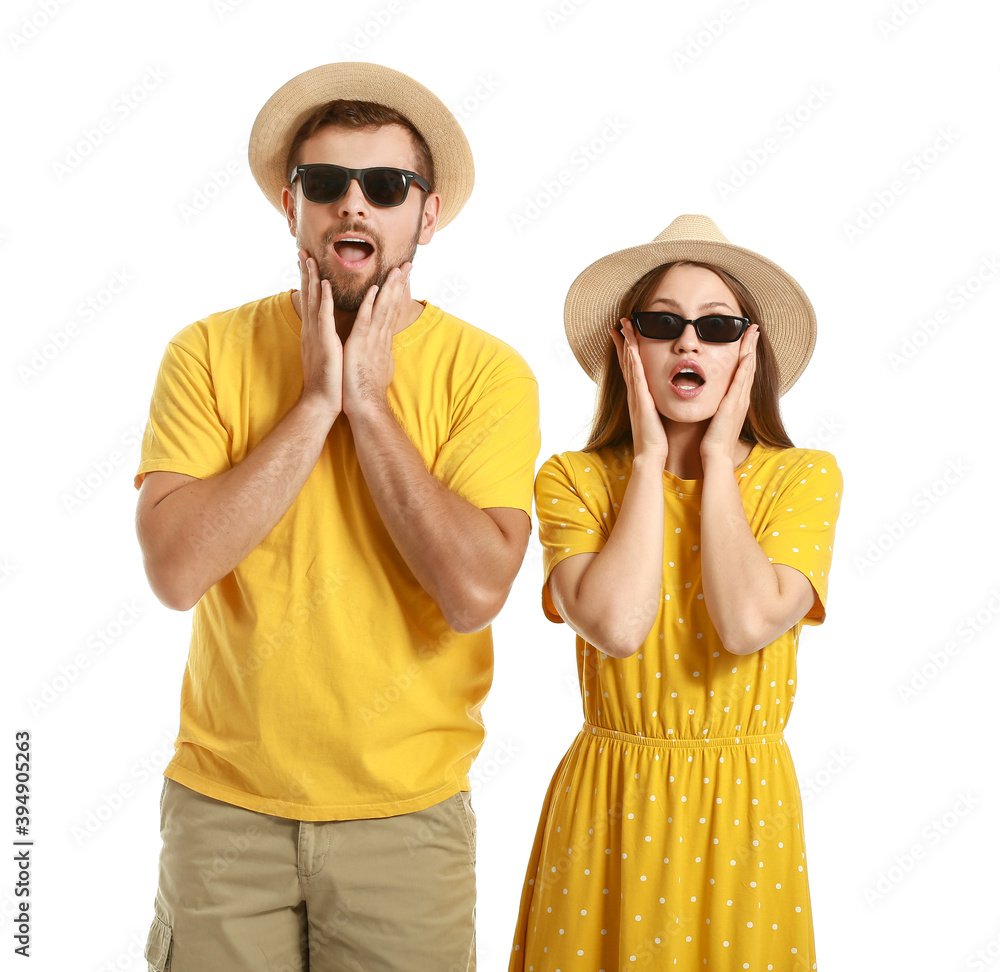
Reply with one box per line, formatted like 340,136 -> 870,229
3,0 -> 999,969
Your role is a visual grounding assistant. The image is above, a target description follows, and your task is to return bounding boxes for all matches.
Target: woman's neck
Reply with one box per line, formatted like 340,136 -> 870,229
661,418 -> 753,480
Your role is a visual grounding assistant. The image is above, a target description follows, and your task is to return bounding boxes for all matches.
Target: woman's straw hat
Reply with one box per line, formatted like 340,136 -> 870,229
563,215 -> 816,395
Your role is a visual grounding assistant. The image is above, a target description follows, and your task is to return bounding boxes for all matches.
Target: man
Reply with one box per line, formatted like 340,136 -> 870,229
134,62 -> 539,972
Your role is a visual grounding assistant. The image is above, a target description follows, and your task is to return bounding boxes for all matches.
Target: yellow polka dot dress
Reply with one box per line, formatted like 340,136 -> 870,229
509,443 -> 843,971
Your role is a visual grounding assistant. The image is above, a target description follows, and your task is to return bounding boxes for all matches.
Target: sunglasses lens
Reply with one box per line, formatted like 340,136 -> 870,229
699,316 -> 744,342
302,165 -> 349,203
632,313 -> 684,339
361,168 -> 408,206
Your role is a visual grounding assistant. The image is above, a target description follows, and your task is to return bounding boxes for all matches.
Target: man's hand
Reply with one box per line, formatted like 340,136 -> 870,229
298,249 -> 343,423
342,263 -> 411,419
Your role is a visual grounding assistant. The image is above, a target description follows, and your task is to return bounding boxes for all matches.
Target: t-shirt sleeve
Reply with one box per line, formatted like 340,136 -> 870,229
134,336 -> 233,490
534,453 -> 610,623
430,362 -> 540,525
757,452 -> 843,626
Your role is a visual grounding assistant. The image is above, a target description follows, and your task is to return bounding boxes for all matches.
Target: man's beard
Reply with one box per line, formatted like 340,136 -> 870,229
299,217 -> 422,313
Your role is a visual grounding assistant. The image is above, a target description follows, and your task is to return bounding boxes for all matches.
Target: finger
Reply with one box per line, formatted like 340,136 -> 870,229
724,356 -> 754,405
615,324 -> 635,389
727,325 -> 757,379
726,328 -> 758,409
298,250 -> 310,330
351,284 -> 379,335
370,267 -> 406,331
319,278 -> 337,344
398,261 -> 413,304
738,327 -> 759,384
623,326 -> 648,390
307,257 -> 321,324
620,320 -> 646,385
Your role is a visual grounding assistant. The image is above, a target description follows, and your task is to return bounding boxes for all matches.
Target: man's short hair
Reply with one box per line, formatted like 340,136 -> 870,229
286,100 -> 436,189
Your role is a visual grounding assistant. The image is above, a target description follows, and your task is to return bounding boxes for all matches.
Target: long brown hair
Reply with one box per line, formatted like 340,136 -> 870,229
583,261 -> 794,453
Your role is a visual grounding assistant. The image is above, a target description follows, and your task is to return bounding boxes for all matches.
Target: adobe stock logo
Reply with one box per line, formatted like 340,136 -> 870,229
339,0 -> 403,58
510,118 -> 628,233
842,127 -> 960,244
886,254 -> 999,372
896,589 -> 1000,704
7,0 -> 73,53
853,459 -> 969,575
50,66 -> 169,182
716,85 -> 833,199
672,0 -> 756,72
862,791 -> 978,907
18,269 -> 135,383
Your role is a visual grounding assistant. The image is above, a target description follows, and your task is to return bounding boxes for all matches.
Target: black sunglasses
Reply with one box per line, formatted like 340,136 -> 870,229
289,164 -> 430,208
630,311 -> 751,343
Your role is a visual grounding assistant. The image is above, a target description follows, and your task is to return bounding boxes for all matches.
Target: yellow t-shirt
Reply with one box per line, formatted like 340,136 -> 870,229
135,292 -> 540,820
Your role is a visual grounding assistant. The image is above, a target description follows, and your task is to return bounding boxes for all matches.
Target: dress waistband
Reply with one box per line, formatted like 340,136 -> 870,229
582,722 -> 784,750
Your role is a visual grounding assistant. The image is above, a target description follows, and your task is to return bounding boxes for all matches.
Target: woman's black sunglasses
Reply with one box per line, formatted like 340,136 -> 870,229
289,164 -> 430,208
630,311 -> 751,343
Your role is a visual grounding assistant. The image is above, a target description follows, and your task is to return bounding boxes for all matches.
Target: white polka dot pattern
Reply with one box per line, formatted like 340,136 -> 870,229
509,444 -> 842,968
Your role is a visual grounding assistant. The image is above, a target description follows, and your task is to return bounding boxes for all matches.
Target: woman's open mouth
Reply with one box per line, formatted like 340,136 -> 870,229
669,363 -> 706,399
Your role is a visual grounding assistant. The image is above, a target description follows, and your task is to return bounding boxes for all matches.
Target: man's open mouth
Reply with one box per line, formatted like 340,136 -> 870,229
333,238 -> 374,262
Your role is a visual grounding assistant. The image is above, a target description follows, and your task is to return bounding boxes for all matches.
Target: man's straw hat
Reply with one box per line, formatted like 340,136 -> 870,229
249,62 -> 474,228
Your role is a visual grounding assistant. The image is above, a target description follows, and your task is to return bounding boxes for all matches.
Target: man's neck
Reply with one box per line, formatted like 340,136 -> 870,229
290,290 -> 427,341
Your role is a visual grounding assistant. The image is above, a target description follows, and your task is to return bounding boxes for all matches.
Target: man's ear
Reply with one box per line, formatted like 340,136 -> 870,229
418,191 -> 442,246
281,184 -> 297,237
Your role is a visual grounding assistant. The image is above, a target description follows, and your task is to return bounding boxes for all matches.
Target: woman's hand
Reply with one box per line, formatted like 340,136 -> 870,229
610,318 -> 669,465
297,249 -> 343,424
700,323 -> 758,464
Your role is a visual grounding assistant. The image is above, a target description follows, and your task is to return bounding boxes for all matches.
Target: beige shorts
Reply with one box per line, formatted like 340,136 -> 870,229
144,779 -> 476,972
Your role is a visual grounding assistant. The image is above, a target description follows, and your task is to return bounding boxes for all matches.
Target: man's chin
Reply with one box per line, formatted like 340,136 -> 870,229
323,267 -> 379,313
331,288 -> 368,313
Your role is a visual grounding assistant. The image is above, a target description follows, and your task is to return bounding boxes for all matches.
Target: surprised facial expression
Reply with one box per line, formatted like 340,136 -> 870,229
281,123 -> 439,312
634,263 -> 747,426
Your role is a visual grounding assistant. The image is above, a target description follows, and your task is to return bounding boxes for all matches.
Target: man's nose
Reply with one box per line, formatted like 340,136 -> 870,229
337,177 -> 369,217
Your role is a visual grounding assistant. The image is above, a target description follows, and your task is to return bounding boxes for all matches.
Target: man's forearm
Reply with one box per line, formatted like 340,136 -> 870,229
139,396 -> 335,610
348,399 -> 514,633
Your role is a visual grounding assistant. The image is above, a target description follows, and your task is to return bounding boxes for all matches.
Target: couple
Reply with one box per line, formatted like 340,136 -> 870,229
135,62 -> 841,972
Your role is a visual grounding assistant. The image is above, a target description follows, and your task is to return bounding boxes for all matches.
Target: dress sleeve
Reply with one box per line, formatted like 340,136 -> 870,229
757,452 -> 843,625
429,361 -> 540,525
134,336 -> 233,490
534,453 -> 611,623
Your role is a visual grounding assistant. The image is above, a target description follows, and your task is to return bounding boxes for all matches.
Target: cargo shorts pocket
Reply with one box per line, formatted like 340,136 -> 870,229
455,790 -> 477,866
144,912 -> 172,971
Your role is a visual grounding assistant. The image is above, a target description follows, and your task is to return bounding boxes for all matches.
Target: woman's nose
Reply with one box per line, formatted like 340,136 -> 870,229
673,322 -> 701,352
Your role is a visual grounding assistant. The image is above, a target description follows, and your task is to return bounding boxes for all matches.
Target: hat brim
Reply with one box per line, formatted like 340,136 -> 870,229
248,62 -> 473,229
564,239 -> 816,396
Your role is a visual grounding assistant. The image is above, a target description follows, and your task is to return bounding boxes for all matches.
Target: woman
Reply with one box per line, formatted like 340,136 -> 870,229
509,215 -> 842,971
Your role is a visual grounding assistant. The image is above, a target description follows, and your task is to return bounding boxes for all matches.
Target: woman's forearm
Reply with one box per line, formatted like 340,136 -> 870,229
570,454 -> 666,656
700,454 -> 808,654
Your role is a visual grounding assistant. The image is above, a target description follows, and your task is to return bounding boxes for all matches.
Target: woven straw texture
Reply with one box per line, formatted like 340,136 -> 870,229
563,215 -> 816,395
248,62 -> 473,229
